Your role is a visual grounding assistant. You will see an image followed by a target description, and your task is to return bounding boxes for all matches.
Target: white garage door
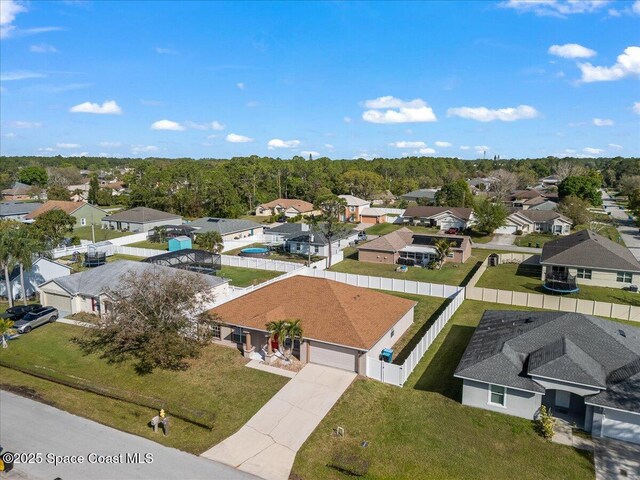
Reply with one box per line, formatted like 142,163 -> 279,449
494,224 -> 518,234
602,409 -> 640,445
309,341 -> 357,372
43,293 -> 72,315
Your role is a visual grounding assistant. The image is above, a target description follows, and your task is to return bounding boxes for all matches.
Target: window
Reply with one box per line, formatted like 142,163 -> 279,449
80,218 -> 87,226
617,272 -> 633,283
447,253 -> 454,258
212,323 -> 221,340
232,327 -> 246,344
488,384 -> 506,407
349,206 -> 355,212
314,246 -> 319,254
577,268 -> 592,279
296,243 -> 301,251
390,328 -> 395,338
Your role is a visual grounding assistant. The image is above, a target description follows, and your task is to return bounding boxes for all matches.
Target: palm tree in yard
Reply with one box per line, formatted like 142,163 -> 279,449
285,319 -> 304,359
13,226 -> 42,305
434,239 -> 454,270
0,222 -> 19,308
266,320 -> 288,357
195,231 -> 224,254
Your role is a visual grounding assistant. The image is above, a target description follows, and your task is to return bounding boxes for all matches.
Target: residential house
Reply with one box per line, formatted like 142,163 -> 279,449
66,179 -> 91,201
402,206 -> 474,231
467,177 -> 495,192
38,260 -> 229,315
357,227 -> 472,266
455,310 -> 640,445
524,197 -> 558,211
359,207 -> 390,224
285,227 -> 359,257
255,198 -> 317,218
508,189 -> 542,208
371,190 -> 396,206
102,206 -> 182,233
263,223 -> 310,244
208,276 -> 416,374
338,195 -> 371,222
188,217 -> 264,242
541,175 -> 561,187
0,257 -> 71,301
399,188 -> 439,204
0,201 -> 42,222
494,210 -> 572,235
103,181 -> 127,196
540,230 -> 640,290
25,200 -> 107,228
2,181 -> 35,201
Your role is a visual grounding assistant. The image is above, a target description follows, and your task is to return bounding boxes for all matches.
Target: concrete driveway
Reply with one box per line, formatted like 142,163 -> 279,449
489,234 -> 515,246
594,437 -> 640,480
202,364 -> 356,480
0,390 -> 255,480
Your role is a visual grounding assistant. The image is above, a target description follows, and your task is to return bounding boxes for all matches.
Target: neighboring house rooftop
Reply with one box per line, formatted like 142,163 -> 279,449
358,227 -> 469,253
400,188 -> 439,200
338,195 -> 370,206
455,310 -> 640,412
403,206 -> 473,221
360,207 -> 389,217
46,260 -> 226,297
541,230 -> 640,272
2,181 -> 33,195
103,206 -> 181,224
25,200 -> 96,220
209,276 -> 416,350
0,201 -> 42,217
259,198 -> 315,213
287,225 -> 355,246
189,217 -> 263,236
511,190 -> 542,200
265,223 -> 309,235
515,210 -> 572,224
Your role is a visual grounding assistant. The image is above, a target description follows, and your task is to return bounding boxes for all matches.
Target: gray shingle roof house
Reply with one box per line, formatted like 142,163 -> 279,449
102,207 -> 182,233
455,310 -> 640,445
285,226 -> 359,257
0,201 -> 42,221
399,188 -> 439,204
38,260 -> 228,315
188,217 -> 264,242
402,206 -> 474,231
540,230 -> 640,289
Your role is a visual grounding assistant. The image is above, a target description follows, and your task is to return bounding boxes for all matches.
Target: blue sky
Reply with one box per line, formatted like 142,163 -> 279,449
1,0 -> 639,160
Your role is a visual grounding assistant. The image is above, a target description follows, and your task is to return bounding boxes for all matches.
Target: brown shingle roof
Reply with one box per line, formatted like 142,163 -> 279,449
25,200 -> 87,219
358,228 -> 470,253
209,277 -> 416,350
403,206 -> 473,221
259,198 -> 314,213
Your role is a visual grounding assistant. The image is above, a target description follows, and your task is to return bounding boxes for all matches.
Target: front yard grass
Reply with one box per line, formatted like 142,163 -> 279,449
127,239 -> 169,250
513,232 -> 557,248
292,300 -> 595,479
476,263 -> 640,306
73,225 -> 134,242
218,266 -> 282,287
0,323 -> 288,454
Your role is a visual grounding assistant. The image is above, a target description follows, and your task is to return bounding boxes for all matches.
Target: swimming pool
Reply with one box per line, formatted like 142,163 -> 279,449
240,247 -> 270,257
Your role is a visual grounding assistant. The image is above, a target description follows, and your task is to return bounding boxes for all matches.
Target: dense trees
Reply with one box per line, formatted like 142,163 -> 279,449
558,174 -> 602,206
18,166 -> 48,186
558,195 -> 593,226
435,179 -> 473,208
32,210 -> 76,247
473,198 -> 508,234
46,185 -> 71,201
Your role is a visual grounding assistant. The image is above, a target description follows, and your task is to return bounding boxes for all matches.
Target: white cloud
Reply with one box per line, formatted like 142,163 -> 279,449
0,0 -> 26,38
226,133 -> 253,143
389,141 -> 427,148
418,147 -> 436,155
11,120 -> 41,128
182,120 -> 225,131
362,96 -> 437,124
324,143 -> 334,150
548,43 -> 596,58
343,116 -> 353,123
460,146 -> 471,150
0,70 -> 45,81
633,102 -> 640,114
3,132 -> 16,138
579,46 -> 640,82
237,82 -> 245,90
151,119 -> 185,131
246,101 -> 260,108
474,145 -> 490,154
608,143 -> 623,149
99,141 -> 121,147
301,151 -> 320,158
131,145 -> 159,155
435,141 -> 452,147
267,138 -> 300,149
500,0 -> 611,17
56,142 -> 80,148
211,121 -> 225,131
447,105 -> 539,122
30,43 -> 57,53
593,118 -> 614,126
38,147 -> 55,153
583,147 -> 604,154
634,0 -> 640,13
155,47 -> 177,55
70,100 -> 122,115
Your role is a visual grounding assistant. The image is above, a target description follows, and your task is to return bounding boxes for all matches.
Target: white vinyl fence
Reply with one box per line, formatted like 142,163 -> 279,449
366,288 -> 466,386
220,255 -> 304,273
301,269 -> 463,299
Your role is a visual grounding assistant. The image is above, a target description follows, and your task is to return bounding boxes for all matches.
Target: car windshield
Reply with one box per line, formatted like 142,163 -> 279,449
23,312 -> 40,320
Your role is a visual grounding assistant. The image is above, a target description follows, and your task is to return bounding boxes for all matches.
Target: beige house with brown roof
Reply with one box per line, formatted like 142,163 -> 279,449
255,198 -> 317,218
209,276 -> 416,373
358,227 -> 472,266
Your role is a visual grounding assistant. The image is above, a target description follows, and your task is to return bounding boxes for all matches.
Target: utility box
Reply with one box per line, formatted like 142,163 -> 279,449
380,348 -> 393,363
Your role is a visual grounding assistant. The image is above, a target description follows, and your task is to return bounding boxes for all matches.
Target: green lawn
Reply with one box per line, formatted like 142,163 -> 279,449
0,323 -> 288,454
364,223 -> 445,237
218,266 -> 282,287
476,263 -> 640,306
292,300 -> 594,480
127,239 -> 169,250
467,230 -> 494,243
514,232 -> 556,248
73,225 -> 134,242
60,253 -> 145,273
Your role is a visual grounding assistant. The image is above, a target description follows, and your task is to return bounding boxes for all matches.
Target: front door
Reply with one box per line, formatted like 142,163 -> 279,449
555,390 -> 571,409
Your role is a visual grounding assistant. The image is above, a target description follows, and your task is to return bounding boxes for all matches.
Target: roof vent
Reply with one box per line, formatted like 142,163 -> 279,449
619,329 -> 627,338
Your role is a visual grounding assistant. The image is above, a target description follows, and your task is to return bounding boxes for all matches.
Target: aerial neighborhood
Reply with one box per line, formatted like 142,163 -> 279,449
1,154 -> 639,480
0,2 -> 639,480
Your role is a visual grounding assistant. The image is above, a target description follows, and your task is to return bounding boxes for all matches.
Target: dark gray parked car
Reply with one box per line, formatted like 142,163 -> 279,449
14,307 -> 58,334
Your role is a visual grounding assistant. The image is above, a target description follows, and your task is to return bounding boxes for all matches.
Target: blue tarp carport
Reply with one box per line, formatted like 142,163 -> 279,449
168,235 -> 192,252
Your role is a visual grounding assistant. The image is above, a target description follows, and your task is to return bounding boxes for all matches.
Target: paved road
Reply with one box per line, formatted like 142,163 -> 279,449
0,390 -> 256,480
202,364 -> 356,480
602,191 -> 640,261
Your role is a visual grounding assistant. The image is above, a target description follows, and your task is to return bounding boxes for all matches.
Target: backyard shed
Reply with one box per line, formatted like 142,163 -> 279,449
168,235 -> 192,251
